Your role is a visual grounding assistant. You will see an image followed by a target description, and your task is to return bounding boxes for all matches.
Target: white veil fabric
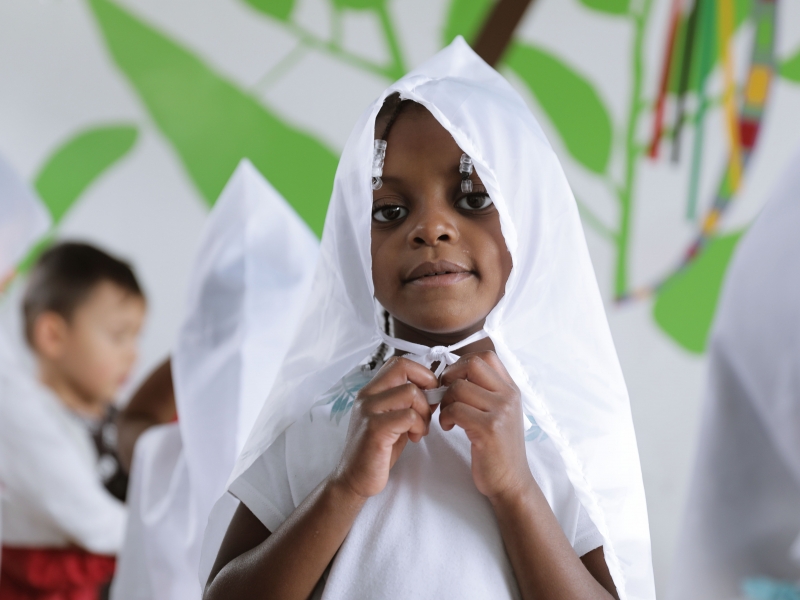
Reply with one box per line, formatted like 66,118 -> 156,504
0,153 -> 50,282
0,153 -> 50,574
226,38 -> 653,599
667,148 -> 800,600
111,160 -> 318,600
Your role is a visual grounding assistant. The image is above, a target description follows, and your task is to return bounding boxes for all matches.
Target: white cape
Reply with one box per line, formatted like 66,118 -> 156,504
0,153 -> 50,281
668,148 -> 800,600
0,152 -> 50,572
221,38 -> 654,600
111,160 -> 318,599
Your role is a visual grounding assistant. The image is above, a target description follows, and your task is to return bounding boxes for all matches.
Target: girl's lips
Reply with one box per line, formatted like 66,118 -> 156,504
406,271 -> 474,287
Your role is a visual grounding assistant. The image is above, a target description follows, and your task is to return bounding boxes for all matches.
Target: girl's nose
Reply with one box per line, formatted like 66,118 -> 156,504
407,201 -> 459,247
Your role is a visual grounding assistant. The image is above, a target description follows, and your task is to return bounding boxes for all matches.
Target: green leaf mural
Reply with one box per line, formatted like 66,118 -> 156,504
17,124 -> 139,272
442,0 -> 495,45
88,0 -> 338,235
241,0 -> 295,22
35,125 -> 138,223
331,0 -> 386,9
780,48 -> 800,83
653,231 -> 744,353
504,42 -> 613,174
578,0 -> 629,15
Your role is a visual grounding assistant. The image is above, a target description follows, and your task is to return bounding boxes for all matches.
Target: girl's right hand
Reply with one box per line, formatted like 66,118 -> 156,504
332,357 -> 438,499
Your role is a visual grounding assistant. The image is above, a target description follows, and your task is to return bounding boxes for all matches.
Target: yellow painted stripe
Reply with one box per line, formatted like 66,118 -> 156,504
717,0 -> 743,192
745,65 -> 771,105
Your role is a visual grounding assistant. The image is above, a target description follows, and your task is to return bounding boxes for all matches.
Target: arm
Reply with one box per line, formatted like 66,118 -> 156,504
204,357 -> 439,600
440,353 -> 619,600
116,357 -> 176,473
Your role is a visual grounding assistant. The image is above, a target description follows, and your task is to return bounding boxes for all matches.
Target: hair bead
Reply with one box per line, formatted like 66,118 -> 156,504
459,153 -> 473,193
372,139 -> 388,190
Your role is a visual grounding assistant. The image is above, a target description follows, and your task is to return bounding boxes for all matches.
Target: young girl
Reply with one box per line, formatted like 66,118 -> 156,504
203,37 -> 654,600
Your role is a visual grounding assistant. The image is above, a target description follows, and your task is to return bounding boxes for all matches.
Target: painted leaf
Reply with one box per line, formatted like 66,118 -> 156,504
780,49 -> 800,83
17,124 -> 139,272
88,0 -> 338,235
578,0 -> 629,15
35,125 -> 138,223
504,42 -> 612,174
240,0 -> 295,22
331,0 -> 385,10
442,0 -> 495,46
653,231 -> 744,354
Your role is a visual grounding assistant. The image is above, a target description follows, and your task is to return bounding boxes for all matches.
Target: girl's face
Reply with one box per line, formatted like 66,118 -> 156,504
371,104 -> 513,344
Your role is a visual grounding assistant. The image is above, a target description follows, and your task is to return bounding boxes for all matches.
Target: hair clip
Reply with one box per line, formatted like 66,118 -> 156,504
372,139 -> 388,190
459,153 -> 474,193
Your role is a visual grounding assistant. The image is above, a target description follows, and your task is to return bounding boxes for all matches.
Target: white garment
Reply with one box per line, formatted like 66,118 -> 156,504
0,153 -> 50,280
219,37 -> 654,599
668,148 -> 800,599
112,160 -> 318,599
0,153 -> 50,568
232,363 -> 605,599
0,369 -> 126,553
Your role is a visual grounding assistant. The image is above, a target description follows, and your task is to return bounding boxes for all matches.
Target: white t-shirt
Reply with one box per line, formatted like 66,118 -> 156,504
231,363 -> 604,599
0,367 -> 126,554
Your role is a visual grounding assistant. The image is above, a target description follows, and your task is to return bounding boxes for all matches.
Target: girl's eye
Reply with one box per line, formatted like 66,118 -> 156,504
372,205 -> 409,222
456,194 -> 493,211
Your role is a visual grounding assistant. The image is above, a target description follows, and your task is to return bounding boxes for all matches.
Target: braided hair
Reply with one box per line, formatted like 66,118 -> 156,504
367,310 -> 393,370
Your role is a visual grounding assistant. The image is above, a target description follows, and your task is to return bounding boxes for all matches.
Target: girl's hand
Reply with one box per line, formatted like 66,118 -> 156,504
439,352 -> 534,503
332,357 -> 438,499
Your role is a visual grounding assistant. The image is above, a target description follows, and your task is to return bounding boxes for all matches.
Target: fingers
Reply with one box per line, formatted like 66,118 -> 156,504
372,407 -> 428,443
440,379 -> 495,412
364,356 -> 439,394
367,383 -> 432,424
439,400 -> 487,435
441,352 -> 513,392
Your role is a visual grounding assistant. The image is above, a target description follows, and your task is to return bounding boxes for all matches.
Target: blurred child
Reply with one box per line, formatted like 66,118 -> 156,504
0,242 -> 145,600
668,148 -> 800,600
111,160 -> 318,600
204,39 -> 653,600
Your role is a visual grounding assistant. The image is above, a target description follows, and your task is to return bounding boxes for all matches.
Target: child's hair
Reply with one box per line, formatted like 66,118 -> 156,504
22,242 -> 144,347
375,92 -> 419,142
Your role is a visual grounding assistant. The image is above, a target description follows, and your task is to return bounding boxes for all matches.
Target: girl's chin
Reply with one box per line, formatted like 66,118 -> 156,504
399,314 -> 488,339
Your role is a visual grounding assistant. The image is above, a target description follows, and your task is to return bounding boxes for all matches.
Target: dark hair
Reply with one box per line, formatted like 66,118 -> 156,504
375,92 -> 420,142
23,242 -> 144,347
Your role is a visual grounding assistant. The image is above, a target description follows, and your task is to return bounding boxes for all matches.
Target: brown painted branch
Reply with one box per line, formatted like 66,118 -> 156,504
473,0 -> 536,67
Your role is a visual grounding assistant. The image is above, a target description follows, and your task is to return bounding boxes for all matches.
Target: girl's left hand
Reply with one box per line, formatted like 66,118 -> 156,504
439,351 -> 534,503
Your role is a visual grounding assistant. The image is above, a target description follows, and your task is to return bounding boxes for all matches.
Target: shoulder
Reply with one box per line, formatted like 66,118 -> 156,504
232,361 -> 380,529
308,362 -> 378,423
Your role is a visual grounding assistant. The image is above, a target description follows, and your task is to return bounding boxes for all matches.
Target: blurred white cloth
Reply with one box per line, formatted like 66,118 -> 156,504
668,148 -> 800,600
0,153 -> 50,571
214,38 -> 653,599
0,369 -> 126,553
0,153 -> 50,283
111,159 -> 318,599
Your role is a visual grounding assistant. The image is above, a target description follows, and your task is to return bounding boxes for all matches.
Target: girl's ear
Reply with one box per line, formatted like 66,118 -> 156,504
33,311 -> 69,360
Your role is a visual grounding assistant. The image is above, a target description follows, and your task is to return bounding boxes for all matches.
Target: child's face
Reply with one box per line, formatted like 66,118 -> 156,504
38,281 -> 145,407
371,106 -> 513,339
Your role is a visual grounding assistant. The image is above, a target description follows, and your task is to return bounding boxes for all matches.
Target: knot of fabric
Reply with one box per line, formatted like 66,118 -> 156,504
379,329 -> 489,377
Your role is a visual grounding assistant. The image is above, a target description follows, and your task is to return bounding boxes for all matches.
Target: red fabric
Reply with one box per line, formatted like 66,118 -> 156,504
0,547 -> 115,600
739,119 -> 760,150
